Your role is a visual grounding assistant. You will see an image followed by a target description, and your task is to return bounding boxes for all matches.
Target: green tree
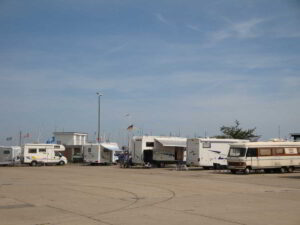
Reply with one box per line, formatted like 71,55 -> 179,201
216,120 -> 260,140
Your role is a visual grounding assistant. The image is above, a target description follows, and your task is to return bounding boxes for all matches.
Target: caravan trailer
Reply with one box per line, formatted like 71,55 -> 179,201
129,136 -> 187,166
83,143 -> 120,165
227,141 -> 300,174
0,146 -> 21,166
22,143 -> 67,166
186,138 -> 249,169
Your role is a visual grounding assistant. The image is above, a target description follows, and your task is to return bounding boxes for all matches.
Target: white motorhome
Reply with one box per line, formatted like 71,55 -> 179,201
22,144 -> 67,166
0,146 -> 22,166
227,141 -> 300,174
129,136 -> 187,166
83,143 -> 120,165
186,138 -> 249,169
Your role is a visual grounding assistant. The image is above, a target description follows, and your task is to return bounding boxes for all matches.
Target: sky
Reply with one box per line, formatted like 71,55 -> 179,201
0,0 -> 300,146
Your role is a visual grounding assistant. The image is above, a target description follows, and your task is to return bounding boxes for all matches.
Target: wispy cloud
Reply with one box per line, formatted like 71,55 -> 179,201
154,13 -> 171,26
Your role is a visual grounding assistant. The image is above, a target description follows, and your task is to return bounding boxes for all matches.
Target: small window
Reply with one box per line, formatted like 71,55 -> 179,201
88,148 -> 92,153
54,145 -> 61,149
28,149 -> 37,154
273,148 -> 284,155
246,148 -> 258,157
3,150 -> 10,154
39,149 -> 46,153
259,149 -> 271,156
284,148 -> 297,154
146,142 -> 154,147
203,142 -> 211,148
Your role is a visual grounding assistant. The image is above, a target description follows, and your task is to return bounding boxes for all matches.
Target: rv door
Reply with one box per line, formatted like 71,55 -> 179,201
246,148 -> 258,169
1,149 -> 11,163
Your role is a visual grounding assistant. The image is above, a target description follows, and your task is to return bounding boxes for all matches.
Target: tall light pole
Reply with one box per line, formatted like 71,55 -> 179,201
96,92 -> 103,143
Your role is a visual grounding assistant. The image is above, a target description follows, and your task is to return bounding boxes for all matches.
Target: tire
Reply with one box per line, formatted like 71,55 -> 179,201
287,167 -> 294,173
280,167 -> 286,173
58,161 -> 65,166
244,167 -> 250,174
31,161 -> 37,167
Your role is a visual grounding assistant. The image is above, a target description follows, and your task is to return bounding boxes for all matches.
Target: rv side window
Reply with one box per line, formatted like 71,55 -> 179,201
28,149 -> 37,154
88,148 -> 92,153
39,149 -> 46,153
146,142 -> 154,147
203,142 -> 211,148
284,148 -> 297,154
3,150 -> 10,154
259,149 -> 271,156
273,148 -> 284,155
54,145 -> 61,149
246,148 -> 258,157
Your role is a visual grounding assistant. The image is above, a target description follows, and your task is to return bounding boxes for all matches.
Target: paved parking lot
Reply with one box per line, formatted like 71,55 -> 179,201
0,165 -> 299,225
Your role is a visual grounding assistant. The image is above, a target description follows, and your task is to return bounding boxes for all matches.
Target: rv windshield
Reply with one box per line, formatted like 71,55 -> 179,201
228,148 -> 246,157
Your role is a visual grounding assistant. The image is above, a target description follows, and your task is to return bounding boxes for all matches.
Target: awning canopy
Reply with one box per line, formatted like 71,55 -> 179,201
101,143 -> 120,151
155,138 -> 187,148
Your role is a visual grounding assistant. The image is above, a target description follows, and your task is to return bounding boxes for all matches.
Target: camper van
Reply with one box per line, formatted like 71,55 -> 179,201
0,146 -> 22,166
129,136 -> 187,166
227,141 -> 300,174
22,143 -> 67,166
186,138 -> 249,169
83,143 -> 120,165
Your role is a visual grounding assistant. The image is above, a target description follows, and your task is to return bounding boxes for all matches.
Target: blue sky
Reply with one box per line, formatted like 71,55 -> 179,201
0,0 -> 300,145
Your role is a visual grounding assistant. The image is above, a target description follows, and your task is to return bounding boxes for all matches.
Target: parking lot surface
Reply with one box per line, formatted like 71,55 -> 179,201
0,165 -> 300,225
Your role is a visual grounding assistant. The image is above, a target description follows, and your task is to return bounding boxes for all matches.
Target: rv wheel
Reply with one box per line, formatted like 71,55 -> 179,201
58,161 -> 65,166
280,167 -> 286,173
230,170 -> 236,174
287,167 -> 294,173
244,167 -> 250,174
31,161 -> 37,167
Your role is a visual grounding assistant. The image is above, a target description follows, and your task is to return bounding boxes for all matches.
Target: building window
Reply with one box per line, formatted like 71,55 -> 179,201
146,142 -> 154,147
28,149 -> 37,154
203,142 -> 211,148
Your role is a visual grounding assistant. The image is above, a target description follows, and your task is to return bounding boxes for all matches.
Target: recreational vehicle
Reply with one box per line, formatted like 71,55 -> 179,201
0,146 -> 21,165
83,143 -> 120,165
227,141 -> 300,174
129,136 -> 187,166
186,138 -> 249,169
22,144 -> 67,166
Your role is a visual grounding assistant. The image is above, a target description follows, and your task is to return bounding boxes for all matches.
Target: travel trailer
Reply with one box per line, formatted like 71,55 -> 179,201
83,143 -> 121,165
186,138 -> 249,169
0,146 -> 22,166
227,141 -> 300,174
129,136 -> 187,166
22,144 -> 67,166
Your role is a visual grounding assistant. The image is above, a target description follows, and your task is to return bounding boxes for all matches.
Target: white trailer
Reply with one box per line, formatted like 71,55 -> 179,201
22,143 -> 67,166
0,146 -> 22,165
227,141 -> 300,174
186,138 -> 249,169
129,136 -> 187,166
83,143 -> 120,165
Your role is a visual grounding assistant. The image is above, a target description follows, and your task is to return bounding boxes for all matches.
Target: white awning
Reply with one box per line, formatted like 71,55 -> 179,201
155,138 -> 187,147
101,143 -> 120,151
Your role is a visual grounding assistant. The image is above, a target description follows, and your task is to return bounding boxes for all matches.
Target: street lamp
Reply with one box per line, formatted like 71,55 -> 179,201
96,92 -> 103,143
